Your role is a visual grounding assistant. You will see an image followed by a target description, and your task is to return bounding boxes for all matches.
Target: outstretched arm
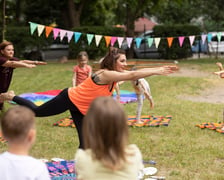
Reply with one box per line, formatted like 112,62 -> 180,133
21,60 -> 47,65
100,66 -> 176,84
1,60 -> 36,68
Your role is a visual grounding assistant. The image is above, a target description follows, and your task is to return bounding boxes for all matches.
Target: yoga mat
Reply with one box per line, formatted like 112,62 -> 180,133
18,89 -> 137,106
196,122 -> 224,134
53,115 -> 172,128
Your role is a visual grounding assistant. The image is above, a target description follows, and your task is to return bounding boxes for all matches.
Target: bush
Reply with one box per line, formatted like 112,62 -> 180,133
153,24 -> 201,59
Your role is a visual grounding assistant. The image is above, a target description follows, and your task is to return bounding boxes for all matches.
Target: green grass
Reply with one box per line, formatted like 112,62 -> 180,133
1,58 -> 224,179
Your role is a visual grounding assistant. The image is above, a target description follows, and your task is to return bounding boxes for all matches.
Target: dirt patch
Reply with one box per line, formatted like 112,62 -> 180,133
171,66 -> 224,104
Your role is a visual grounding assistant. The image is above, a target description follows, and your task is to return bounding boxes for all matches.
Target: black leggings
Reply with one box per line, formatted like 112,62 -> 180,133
13,88 -> 84,148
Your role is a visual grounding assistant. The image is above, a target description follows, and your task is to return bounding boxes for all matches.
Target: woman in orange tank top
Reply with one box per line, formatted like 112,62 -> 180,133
0,47 -> 176,149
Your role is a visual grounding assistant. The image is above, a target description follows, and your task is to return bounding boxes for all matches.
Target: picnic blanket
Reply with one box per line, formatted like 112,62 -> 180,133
195,122 -> 224,134
46,160 -> 76,180
18,89 -> 138,106
53,115 -> 172,128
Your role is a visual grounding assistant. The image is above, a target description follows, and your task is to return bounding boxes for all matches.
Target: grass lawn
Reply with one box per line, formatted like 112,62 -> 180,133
0,58 -> 224,180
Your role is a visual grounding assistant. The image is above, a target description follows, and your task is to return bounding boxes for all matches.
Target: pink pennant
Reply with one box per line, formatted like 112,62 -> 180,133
201,34 -> 207,44
53,28 -> 60,40
178,36 -> 185,47
110,37 -> 117,47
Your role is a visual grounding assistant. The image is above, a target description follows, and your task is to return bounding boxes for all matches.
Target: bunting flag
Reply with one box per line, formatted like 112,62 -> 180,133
178,36 -> 185,47
147,38 -> 153,48
167,37 -> 173,48
86,34 -> 94,45
30,22 -> 38,35
37,24 -> 45,37
126,37 -> 133,48
45,26 -> 53,38
154,38 -> 161,48
117,37 -> 124,48
66,31 -> 74,42
135,38 -> 142,48
59,30 -> 67,41
189,36 -> 195,46
104,36 -> 111,47
53,28 -> 60,40
74,32 -> 82,43
28,22 -> 224,51
95,35 -> 102,47
217,32 -> 222,42
201,34 -> 207,44
110,37 -> 117,46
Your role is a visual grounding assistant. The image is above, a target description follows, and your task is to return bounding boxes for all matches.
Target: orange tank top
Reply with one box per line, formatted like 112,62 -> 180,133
68,77 -> 116,115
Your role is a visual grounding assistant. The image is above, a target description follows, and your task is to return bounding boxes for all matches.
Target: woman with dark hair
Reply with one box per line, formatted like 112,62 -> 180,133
0,40 -> 46,111
0,47 -> 175,149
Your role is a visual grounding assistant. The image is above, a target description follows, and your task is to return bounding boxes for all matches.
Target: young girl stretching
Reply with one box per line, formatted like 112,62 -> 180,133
75,96 -> 144,180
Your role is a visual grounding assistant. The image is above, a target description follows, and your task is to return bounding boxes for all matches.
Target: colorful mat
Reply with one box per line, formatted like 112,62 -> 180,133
19,89 -> 137,106
53,115 -> 172,128
195,122 -> 224,134
46,160 -> 76,179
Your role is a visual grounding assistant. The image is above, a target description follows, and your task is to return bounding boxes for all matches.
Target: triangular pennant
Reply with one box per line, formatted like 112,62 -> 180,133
126,37 -> 133,48
201,34 -> 207,44
37,24 -> 45,37
154,38 -> 161,48
104,36 -> 112,47
135,38 -> 142,48
117,37 -> 124,48
53,28 -> 60,40
45,26 -> 53,38
110,37 -> 117,47
178,36 -> 185,47
29,22 -> 38,35
59,30 -> 67,41
87,34 -> 94,45
74,32 -> 82,43
66,31 -> 74,42
217,32 -> 222,42
167,37 -> 174,48
207,33 -> 212,43
189,36 -> 195,46
147,38 -> 153,47
95,35 -> 102,47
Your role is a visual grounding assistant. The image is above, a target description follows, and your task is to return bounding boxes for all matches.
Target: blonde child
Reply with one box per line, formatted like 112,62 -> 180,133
132,78 -> 154,124
0,106 -> 50,179
75,96 -> 144,180
72,51 -> 92,86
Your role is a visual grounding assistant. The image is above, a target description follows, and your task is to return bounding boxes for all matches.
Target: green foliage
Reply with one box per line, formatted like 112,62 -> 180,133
153,24 -> 201,59
69,26 -> 125,60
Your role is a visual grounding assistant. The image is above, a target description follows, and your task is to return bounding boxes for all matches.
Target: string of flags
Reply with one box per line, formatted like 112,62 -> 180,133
29,22 -> 223,49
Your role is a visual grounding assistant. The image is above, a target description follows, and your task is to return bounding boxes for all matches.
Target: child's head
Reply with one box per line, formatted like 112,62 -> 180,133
77,51 -> 89,66
0,106 -> 36,144
83,96 -> 128,169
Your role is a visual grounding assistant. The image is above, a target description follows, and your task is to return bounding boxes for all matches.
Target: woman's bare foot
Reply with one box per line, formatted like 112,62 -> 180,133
0,91 -> 15,101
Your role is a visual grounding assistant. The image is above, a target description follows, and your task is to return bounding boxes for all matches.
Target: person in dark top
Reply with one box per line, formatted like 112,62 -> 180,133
0,40 -> 47,111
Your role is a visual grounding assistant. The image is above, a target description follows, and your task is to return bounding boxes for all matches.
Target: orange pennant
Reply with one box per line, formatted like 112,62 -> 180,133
167,37 -> 174,48
104,36 -> 112,47
45,26 -> 53,38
